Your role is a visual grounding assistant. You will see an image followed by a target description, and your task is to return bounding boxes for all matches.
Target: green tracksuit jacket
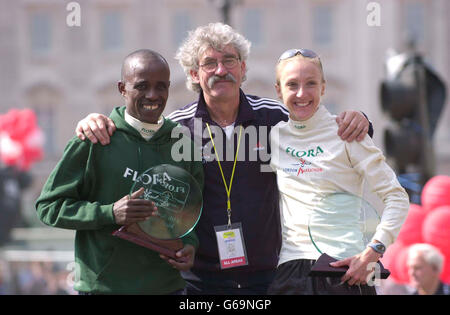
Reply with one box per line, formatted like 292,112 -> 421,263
36,107 -> 203,294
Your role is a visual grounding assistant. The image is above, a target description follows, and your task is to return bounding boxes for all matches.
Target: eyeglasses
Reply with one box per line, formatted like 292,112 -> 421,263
277,48 -> 319,63
199,56 -> 240,72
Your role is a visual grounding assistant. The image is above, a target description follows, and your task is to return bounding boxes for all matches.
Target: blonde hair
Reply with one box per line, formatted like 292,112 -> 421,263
175,22 -> 251,93
275,54 -> 325,85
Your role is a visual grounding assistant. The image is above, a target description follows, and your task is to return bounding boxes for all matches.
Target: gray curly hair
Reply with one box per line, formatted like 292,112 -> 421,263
175,22 -> 251,93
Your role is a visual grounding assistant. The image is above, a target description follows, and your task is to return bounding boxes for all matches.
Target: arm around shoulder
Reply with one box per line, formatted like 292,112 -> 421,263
75,112 -> 117,145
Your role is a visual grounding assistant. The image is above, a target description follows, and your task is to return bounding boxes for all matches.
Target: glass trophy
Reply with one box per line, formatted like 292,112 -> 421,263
113,164 -> 202,261
307,192 -> 390,278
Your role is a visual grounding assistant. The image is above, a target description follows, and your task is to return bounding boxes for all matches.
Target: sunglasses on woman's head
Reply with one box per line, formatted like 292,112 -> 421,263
277,48 -> 319,63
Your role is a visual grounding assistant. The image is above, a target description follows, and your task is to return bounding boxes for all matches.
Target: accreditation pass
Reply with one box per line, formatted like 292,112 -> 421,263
214,222 -> 248,269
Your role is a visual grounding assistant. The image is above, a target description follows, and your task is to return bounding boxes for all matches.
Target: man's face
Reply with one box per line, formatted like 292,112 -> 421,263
191,44 -> 246,101
119,57 -> 170,123
407,254 -> 440,290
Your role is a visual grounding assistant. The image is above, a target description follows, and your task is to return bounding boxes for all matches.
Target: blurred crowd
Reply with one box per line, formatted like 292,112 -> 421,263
0,259 -> 76,295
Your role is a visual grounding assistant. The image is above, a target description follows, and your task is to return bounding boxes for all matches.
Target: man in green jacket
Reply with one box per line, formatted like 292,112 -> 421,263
36,49 -> 203,294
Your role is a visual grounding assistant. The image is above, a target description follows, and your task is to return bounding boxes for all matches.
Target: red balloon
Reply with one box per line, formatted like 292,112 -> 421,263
0,108 -> 44,170
396,204 -> 427,245
0,134 -> 23,165
422,206 -> 450,255
394,246 -> 411,284
421,175 -> 450,212
0,108 -> 37,141
381,241 -> 409,284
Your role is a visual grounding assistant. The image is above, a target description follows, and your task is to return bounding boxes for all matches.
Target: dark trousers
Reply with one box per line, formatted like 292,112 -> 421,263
268,259 -> 377,295
185,270 -> 275,295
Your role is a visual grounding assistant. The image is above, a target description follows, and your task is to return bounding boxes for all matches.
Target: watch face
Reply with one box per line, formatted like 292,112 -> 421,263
375,243 -> 386,253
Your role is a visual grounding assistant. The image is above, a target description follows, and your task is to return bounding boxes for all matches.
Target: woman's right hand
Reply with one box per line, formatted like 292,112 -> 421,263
75,113 -> 116,145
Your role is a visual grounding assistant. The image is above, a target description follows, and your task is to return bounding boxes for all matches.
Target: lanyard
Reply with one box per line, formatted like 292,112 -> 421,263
206,123 -> 243,228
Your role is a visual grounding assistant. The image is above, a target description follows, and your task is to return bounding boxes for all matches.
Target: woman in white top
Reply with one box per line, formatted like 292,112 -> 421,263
268,49 -> 409,295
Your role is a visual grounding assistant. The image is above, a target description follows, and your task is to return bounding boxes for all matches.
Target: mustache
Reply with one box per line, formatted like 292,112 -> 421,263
207,73 -> 237,89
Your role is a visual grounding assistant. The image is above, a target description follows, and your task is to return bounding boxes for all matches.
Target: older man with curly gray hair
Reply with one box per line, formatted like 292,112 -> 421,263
175,23 -> 251,94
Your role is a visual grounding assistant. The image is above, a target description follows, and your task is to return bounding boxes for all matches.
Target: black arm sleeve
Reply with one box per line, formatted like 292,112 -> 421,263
362,112 -> 374,138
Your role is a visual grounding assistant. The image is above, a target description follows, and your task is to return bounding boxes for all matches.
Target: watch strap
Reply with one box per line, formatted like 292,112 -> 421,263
368,242 -> 386,255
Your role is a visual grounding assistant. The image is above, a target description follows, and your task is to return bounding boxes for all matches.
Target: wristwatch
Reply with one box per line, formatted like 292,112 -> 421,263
368,242 -> 386,255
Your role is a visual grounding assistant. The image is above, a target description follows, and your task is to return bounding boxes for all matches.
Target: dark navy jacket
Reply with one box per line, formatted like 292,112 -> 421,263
167,89 -> 288,285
